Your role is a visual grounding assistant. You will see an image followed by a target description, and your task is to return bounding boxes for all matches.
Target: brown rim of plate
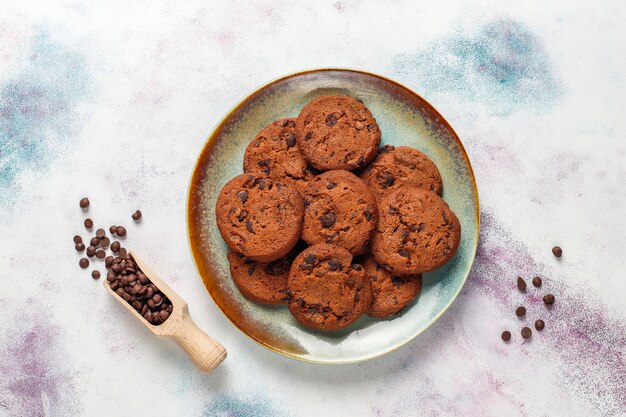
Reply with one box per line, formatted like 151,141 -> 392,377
186,68 -> 480,363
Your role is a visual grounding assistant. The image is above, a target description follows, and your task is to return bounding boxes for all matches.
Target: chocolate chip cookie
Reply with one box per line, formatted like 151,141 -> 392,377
287,243 -> 373,331
360,145 -> 442,196
371,187 -> 461,274
295,95 -> 381,171
216,174 -> 304,262
363,257 -> 422,318
243,118 -> 313,188
301,170 -> 377,255
227,251 -> 292,305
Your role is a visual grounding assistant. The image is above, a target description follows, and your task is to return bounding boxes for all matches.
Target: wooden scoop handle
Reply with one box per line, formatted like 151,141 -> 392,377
166,306 -> 227,373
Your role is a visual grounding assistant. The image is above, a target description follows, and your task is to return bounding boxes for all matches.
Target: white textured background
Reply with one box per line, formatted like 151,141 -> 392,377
0,1 -> 625,416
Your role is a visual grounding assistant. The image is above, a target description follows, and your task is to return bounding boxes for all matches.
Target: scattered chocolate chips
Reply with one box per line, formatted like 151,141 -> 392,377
109,225 -> 117,234
105,256 -> 113,268
535,319 -> 545,331
92,270 -> 101,279
73,235 -> 82,244
96,250 -> 106,259
552,246 -> 562,258
116,226 -> 127,237
517,277 -> 527,291
532,276 -> 542,287
86,246 -> 96,257
75,242 -> 85,252
100,237 -> 110,248
304,254 -> 317,264
96,228 -> 105,238
132,210 -> 142,222
79,197 -> 90,209
521,327 -> 532,339
543,294 -> 555,305
320,212 -> 336,228
79,258 -> 89,268
111,241 -> 120,253
327,259 -> 342,271
501,331 -> 511,342
84,218 -> 94,229
118,248 -> 128,259
90,237 -> 100,246
515,306 -> 526,317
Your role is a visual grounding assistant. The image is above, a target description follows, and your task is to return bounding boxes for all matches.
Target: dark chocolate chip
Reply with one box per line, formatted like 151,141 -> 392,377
90,237 -> 100,246
116,226 -> 127,237
100,237 -> 110,248
245,219 -> 254,233
96,250 -> 106,259
304,254 -> 317,264
86,246 -> 96,257
364,209 -> 373,221
543,294 -> 555,305
84,218 -> 93,229
521,327 -> 532,339
109,225 -> 117,234
532,276 -> 542,287
326,182 -> 336,189
356,157 -> 365,168
383,173 -> 395,187
352,264 -> 362,271
91,270 -> 101,279
79,197 -> 90,209
320,212 -> 336,228
96,228 -> 105,238
515,306 -> 526,317
327,259 -> 342,271
325,114 -> 338,126
501,331 -> 511,341
392,276 -> 404,287
552,246 -> 562,257
73,235 -> 82,244
299,262 -> 313,271
417,223 -> 425,232
257,179 -> 267,190
132,210 -> 142,221
111,241 -> 120,253
535,319 -> 545,331
517,277 -> 527,291
105,256 -> 113,268
398,249 -> 410,258
286,133 -> 296,148
75,242 -> 85,252
304,131 -> 313,141
79,258 -> 89,269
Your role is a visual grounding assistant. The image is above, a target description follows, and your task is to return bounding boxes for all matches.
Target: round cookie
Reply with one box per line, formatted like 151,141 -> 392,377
227,251 -> 292,305
243,118 -> 314,188
216,173 -> 304,262
295,95 -> 381,171
288,244 -> 373,331
301,170 -> 377,255
363,257 -> 422,318
371,187 -> 461,274
360,145 -> 443,196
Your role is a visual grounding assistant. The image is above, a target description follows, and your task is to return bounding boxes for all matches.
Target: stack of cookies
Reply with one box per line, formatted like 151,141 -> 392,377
216,96 -> 461,331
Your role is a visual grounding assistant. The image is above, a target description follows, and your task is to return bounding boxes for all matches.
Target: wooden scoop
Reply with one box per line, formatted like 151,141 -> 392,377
103,251 -> 227,373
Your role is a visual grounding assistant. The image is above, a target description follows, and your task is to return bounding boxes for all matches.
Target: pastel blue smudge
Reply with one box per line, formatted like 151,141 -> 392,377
393,19 -> 563,115
0,29 -> 90,200
203,393 -> 289,417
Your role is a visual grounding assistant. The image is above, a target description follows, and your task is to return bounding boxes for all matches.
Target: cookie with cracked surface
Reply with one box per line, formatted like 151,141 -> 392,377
287,243 -> 373,331
363,257 -> 422,318
216,174 -> 304,262
301,170 -> 377,255
371,187 -> 461,274
360,145 -> 442,196
227,251 -> 293,305
243,118 -> 314,188
295,95 -> 381,171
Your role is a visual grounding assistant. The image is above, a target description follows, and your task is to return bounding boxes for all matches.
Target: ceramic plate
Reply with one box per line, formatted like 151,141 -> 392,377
187,69 -> 479,364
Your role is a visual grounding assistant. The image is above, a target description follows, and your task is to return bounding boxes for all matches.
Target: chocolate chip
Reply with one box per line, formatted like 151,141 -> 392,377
326,182 -> 336,189
517,277 -> 527,291
327,259 -> 342,271
543,294 -> 555,305
79,197 -> 90,209
552,246 -> 562,257
84,218 -> 93,229
286,133 -> 296,148
118,248 -> 128,259
100,237 -> 110,248
398,249 -> 410,258
356,157 -> 365,168
96,228 -> 105,238
105,256 -> 113,268
109,225 -> 117,234
111,241 -> 120,253
91,270 -> 101,279
304,254 -> 317,264
115,226 -> 126,237
245,219 -> 254,233
79,258 -> 89,268
299,262 -> 313,271
237,210 -> 247,222
532,276 -> 542,287
364,209 -> 373,221
535,319 -> 545,331
90,237 -> 100,246
257,179 -> 267,190
383,173 -> 395,187
325,114 -> 338,126
442,212 -> 449,225
320,212 -> 336,228
96,250 -> 106,259
515,306 -> 526,317
304,131 -> 313,141
86,246 -> 96,257
521,327 -> 532,339
392,276 -> 404,287
132,210 -> 142,221
501,331 -> 511,341
417,223 -> 425,232
352,264 -> 362,271
257,159 -> 271,174
75,242 -> 85,252
73,235 -> 82,244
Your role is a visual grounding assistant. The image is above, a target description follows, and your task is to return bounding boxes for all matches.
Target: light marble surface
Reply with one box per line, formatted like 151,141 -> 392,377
0,1 -> 625,416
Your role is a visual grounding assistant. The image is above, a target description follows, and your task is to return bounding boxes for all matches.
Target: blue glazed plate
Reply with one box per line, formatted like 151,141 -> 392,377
187,69 -> 479,364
